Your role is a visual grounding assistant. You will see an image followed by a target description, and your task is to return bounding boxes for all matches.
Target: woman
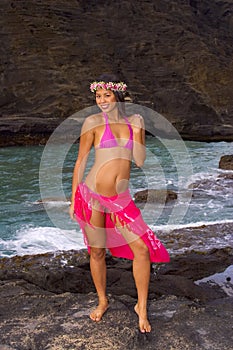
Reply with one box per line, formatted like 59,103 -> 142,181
69,73 -> 169,333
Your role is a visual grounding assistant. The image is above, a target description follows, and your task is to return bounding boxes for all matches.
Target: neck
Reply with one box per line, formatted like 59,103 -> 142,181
105,108 -> 121,122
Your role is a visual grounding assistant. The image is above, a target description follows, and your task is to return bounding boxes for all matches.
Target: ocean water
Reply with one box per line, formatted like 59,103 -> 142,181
0,139 -> 232,257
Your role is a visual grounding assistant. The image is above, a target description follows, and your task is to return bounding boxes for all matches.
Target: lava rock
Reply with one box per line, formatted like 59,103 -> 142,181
134,189 -> 177,203
219,155 -> 233,170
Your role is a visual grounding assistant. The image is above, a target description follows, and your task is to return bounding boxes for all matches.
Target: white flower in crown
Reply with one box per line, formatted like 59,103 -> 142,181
90,81 -> 127,93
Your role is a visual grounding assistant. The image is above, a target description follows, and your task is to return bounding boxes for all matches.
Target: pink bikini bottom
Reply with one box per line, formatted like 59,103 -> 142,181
74,182 -> 170,263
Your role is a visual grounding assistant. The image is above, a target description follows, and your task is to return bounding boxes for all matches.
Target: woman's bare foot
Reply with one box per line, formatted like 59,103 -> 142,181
134,303 -> 151,333
90,299 -> 108,322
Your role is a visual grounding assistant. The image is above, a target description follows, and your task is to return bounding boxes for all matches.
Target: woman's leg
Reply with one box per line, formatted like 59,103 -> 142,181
115,223 -> 151,333
85,204 -> 108,322
130,237 -> 151,333
89,246 -> 108,322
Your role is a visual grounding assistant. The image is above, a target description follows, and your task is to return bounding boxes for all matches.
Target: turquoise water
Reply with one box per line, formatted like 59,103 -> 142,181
0,139 -> 232,257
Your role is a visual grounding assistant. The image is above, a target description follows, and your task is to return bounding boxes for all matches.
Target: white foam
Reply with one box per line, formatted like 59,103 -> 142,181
187,168 -> 233,189
32,200 -> 71,208
0,226 -> 85,257
187,171 -> 218,184
1,219 -> 232,258
152,218 -> 233,232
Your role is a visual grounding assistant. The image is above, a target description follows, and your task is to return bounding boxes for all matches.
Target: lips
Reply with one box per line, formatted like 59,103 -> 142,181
100,104 -> 110,109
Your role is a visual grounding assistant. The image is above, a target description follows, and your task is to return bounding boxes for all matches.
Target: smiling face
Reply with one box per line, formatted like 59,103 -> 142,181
95,88 -> 117,114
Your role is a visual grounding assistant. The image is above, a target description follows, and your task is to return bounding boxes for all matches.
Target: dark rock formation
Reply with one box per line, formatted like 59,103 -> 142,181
1,247 -> 232,300
134,189 -> 177,203
0,246 -> 232,349
1,0 -> 233,145
219,154 -> 233,170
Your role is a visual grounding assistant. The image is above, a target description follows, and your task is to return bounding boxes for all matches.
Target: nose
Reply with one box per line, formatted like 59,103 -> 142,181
99,95 -> 106,103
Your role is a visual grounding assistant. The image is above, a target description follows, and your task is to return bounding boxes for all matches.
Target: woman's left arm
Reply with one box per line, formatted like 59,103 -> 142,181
132,114 -> 146,167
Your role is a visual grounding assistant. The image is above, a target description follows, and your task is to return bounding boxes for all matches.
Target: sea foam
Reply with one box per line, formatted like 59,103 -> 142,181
0,225 -> 85,257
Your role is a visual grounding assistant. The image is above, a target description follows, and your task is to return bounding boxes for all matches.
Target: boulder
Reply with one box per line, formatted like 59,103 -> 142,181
219,155 -> 233,170
134,189 -> 177,203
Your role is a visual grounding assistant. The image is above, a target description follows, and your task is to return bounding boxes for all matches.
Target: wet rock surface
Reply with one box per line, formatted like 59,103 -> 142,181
1,0 -> 233,145
134,189 -> 177,203
219,155 -> 233,170
0,225 -> 233,349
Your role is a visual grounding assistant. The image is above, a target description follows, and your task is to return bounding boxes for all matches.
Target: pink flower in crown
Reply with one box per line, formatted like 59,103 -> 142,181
90,80 -> 127,92
106,82 -> 112,90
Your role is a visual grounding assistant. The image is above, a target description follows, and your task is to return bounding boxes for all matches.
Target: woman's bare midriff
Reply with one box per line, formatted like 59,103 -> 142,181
85,147 -> 132,196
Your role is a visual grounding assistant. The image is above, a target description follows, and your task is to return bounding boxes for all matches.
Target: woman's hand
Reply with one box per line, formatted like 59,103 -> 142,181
69,202 -> 76,221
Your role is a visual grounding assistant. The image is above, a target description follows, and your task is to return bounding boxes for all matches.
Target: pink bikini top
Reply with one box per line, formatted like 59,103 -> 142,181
97,113 -> 133,150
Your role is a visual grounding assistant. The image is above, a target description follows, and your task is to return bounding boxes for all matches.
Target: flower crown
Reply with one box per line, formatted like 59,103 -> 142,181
90,81 -> 127,93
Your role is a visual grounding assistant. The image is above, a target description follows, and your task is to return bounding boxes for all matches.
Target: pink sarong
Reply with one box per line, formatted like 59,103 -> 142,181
74,182 -> 170,263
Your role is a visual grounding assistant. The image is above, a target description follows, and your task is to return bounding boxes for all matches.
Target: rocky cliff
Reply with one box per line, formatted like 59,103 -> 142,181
1,0 -> 233,145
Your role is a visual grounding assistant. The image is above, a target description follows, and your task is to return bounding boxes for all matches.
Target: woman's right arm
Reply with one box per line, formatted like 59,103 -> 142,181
69,117 -> 95,220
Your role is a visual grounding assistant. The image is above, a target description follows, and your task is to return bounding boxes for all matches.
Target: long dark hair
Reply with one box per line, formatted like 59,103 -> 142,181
95,73 -> 126,116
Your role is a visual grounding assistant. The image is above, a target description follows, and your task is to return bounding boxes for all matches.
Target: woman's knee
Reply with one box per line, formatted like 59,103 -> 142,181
90,247 -> 106,261
131,239 -> 149,259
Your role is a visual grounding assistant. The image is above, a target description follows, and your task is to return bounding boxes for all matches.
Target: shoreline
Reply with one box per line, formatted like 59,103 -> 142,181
1,220 -> 233,259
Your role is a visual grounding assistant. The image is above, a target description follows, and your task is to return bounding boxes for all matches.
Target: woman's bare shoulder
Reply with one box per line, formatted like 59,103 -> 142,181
127,113 -> 145,128
82,113 -> 103,132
